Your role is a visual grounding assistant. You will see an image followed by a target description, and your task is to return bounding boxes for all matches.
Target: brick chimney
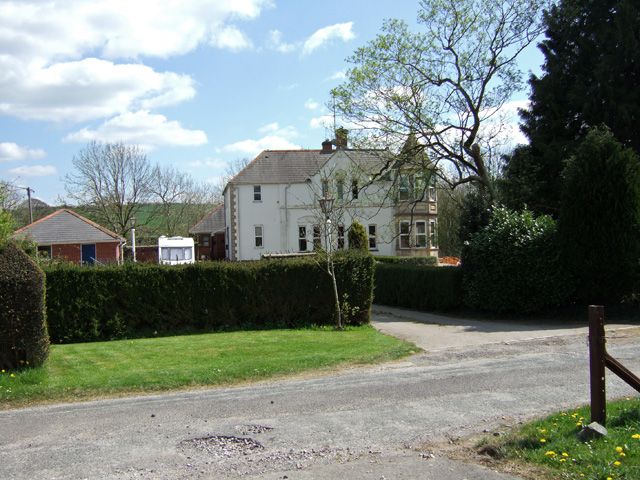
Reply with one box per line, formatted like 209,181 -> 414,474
321,139 -> 333,154
334,127 -> 348,149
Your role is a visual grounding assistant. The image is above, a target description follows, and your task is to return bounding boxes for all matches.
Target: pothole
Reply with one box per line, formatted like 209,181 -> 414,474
181,435 -> 263,458
235,424 -> 274,435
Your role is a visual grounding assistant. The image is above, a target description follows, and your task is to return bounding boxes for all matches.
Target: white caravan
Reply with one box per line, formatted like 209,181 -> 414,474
158,236 -> 195,265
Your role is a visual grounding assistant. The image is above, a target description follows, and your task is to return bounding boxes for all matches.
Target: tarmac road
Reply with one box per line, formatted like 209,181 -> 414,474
2,314 -> 639,479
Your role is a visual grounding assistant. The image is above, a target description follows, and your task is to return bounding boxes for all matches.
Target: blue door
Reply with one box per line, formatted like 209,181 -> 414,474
81,244 -> 96,265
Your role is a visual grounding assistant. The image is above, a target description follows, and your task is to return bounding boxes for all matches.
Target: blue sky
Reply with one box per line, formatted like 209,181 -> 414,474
0,0 -> 544,204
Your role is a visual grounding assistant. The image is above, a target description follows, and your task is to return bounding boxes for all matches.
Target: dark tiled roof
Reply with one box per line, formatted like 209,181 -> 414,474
12,209 -> 124,245
227,149 -> 391,186
229,150 -> 328,184
189,205 -> 225,235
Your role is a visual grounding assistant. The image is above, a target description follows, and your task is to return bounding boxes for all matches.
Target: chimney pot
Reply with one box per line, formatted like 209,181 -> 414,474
321,139 -> 333,154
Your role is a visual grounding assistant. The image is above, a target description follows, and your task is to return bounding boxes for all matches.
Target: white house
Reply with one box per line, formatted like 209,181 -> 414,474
222,131 -> 438,261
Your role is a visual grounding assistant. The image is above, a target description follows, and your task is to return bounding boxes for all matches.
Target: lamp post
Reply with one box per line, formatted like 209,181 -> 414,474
131,216 -> 137,263
319,195 -> 342,330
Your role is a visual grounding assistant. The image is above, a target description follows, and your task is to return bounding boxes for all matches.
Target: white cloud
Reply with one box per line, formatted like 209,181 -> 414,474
0,1 -> 270,123
222,136 -> 301,156
0,1 -> 269,61
304,99 -> 320,111
0,58 -> 195,122
187,158 -> 228,168
222,124 -> 299,156
326,70 -> 346,81
302,22 -> 355,55
210,26 -> 253,51
258,122 -> 280,133
267,30 -> 297,53
0,142 -> 46,162
64,111 -> 208,148
8,165 -> 57,177
310,115 -> 333,129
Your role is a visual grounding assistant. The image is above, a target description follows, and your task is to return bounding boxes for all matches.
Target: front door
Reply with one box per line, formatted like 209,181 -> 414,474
81,244 -> 96,265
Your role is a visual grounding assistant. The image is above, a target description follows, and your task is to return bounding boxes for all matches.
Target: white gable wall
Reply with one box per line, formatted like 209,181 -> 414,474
228,150 -> 407,260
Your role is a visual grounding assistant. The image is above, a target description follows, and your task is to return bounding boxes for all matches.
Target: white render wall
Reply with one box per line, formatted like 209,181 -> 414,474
227,150 -> 436,261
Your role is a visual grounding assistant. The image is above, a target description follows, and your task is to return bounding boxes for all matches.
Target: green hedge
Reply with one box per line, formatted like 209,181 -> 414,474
44,251 -> 374,343
463,207 -> 571,313
0,242 -> 49,369
374,264 -> 462,311
375,255 -> 437,266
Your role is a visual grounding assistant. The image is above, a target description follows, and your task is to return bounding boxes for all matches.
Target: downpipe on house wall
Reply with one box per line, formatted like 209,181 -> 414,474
283,183 -> 291,251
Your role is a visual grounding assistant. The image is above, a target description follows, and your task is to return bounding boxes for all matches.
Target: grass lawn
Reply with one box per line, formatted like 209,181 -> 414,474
0,325 -> 417,409
488,398 -> 640,480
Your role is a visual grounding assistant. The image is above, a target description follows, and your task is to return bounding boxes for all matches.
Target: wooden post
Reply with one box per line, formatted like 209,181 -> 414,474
589,305 -> 606,425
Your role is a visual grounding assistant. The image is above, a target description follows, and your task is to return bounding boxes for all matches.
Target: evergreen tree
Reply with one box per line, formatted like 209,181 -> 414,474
502,0 -> 640,215
558,128 -> 640,304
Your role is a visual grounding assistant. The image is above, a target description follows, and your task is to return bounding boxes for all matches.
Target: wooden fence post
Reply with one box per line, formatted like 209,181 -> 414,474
589,305 -> 606,425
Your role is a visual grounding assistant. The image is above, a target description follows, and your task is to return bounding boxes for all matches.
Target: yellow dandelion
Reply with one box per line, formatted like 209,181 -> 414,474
539,428 -> 547,434
545,451 -> 556,457
619,452 -> 626,458
562,452 -> 569,457
559,458 -> 567,463
576,422 -> 583,427
632,433 -> 640,439
540,438 -> 547,443
615,446 -> 623,453
614,461 -> 621,467
9,373 -> 15,378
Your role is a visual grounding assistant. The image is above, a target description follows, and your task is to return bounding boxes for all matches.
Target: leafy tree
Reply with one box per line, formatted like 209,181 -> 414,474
348,220 -> 368,251
458,186 -> 492,244
332,0 -> 545,199
503,0 -> 640,215
558,128 -> 640,304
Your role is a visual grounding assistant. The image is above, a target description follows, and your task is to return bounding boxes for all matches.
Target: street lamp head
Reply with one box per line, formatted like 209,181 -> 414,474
319,196 -> 334,217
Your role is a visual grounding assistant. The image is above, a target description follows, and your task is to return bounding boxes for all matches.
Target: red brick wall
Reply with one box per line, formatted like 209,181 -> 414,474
96,242 -> 120,264
51,242 -> 120,264
52,244 -> 81,264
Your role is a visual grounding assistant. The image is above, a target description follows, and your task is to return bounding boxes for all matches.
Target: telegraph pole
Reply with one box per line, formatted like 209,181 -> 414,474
26,187 -> 33,224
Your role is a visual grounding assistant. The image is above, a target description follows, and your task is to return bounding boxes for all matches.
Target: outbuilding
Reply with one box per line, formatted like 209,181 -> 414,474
12,209 -> 125,265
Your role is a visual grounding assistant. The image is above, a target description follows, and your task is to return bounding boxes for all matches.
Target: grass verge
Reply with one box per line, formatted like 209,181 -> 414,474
484,398 -> 640,479
0,325 -> 417,409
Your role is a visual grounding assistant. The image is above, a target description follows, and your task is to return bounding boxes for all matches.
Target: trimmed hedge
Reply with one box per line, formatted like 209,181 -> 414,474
375,255 -> 437,266
374,264 -> 462,311
44,251 -> 374,343
0,242 -> 49,369
462,207 -> 571,313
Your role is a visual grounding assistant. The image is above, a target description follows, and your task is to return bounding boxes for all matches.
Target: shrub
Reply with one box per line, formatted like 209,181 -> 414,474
43,251 -> 375,343
559,128 -> 640,304
375,255 -> 437,266
348,220 -> 368,251
462,207 -> 571,313
0,242 -> 49,369
374,264 -> 462,311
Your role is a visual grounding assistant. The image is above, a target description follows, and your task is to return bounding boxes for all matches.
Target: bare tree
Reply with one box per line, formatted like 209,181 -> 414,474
65,142 -> 154,238
149,165 -> 217,237
332,0 -> 546,199
0,180 -> 22,210
211,158 -> 251,201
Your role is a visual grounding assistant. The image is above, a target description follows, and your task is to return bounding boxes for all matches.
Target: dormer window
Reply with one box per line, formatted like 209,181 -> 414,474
253,185 -> 262,202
